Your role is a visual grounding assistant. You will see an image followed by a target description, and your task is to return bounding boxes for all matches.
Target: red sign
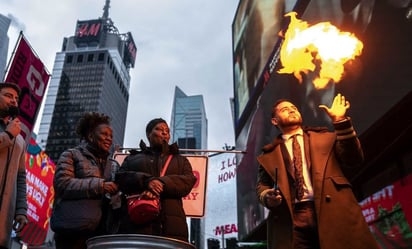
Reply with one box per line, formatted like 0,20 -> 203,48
74,19 -> 102,44
5,34 -> 50,143
20,138 -> 55,245
359,174 -> 412,248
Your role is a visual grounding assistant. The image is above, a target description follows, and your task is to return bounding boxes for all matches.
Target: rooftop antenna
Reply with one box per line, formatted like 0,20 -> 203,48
100,0 -> 118,34
102,0 -> 110,20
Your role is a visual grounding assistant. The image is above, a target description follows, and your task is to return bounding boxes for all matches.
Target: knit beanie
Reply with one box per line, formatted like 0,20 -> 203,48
145,118 -> 167,137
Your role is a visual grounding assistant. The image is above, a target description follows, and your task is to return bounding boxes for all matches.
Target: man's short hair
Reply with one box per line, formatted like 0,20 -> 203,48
272,98 -> 291,118
0,82 -> 21,95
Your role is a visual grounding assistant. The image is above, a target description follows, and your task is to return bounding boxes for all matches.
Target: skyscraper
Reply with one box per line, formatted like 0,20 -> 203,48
0,14 -> 11,81
37,1 -> 136,161
170,86 -> 208,150
169,85 -> 207,248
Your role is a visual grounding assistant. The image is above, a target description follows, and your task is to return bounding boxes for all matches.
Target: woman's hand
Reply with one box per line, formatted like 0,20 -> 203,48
141,190 -> 158,199
103,181 -> 119,195
13,215 -> 28,233
148,179 -> 164,196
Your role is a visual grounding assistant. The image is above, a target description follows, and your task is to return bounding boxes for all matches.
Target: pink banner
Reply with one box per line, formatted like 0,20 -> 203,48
5,34 -> 50,142
20,138 -> 55,245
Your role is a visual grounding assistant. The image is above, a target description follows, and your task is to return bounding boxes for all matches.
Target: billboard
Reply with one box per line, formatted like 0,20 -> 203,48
232,0 -> 299,132
74,19 -> 103,44
123,32 -> 137,68
203,153 -> 238,249
234,0 -> 412,241
359,173 -> 412,248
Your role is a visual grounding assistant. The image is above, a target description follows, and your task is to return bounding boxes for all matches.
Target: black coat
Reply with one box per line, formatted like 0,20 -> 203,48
116,142 -> 196,242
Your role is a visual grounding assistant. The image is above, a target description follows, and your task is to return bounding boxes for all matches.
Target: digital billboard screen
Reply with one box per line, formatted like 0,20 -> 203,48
74,19 -> 103,44
232,0 -> 294,128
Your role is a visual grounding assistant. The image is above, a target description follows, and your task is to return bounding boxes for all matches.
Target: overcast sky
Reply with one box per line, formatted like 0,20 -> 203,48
1,0 -> 239,150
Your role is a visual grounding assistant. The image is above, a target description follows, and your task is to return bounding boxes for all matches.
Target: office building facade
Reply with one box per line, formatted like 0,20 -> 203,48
170,86 -> 207,150
37,2 -> 136,161
0,14 -> 10,81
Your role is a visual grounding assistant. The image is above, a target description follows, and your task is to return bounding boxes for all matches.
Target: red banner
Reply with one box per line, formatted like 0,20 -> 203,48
19,138 -> 55,245
360,174 -> 412,248
4,34 -> 50,143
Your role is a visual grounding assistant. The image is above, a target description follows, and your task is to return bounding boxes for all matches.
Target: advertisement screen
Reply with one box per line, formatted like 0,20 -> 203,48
74,19 -> 102,44
204,153 -> 238,249
123,32 -> 137,68
232,0 -> 291,127
360,173 -> 412,248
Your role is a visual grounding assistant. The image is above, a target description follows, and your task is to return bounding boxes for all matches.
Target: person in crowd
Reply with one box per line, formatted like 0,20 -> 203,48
256,93 -> 379,249
50,112 -> 119,249
116,118 -> 197,242
0,82 -> 28,249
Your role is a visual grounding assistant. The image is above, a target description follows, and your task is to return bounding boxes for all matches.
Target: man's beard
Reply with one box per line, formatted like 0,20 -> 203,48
0,107 -> 19,118
278,116 -> 302,129
0,109 -> 8,118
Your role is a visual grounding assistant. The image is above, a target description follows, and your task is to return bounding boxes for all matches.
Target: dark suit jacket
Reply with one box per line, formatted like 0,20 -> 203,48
256,119 -> 378,249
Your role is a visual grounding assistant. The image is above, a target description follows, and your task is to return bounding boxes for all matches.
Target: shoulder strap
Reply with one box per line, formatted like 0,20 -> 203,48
160,155 -> 173,176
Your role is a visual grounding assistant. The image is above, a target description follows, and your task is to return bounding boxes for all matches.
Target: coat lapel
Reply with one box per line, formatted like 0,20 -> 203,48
257,141 -> 294,212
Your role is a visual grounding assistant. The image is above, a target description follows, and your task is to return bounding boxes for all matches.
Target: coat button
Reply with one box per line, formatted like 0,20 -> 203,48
325,195 -> 331,202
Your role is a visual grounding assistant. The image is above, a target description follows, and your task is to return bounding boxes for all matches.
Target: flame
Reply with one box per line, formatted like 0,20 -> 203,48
278,12 -> 363,89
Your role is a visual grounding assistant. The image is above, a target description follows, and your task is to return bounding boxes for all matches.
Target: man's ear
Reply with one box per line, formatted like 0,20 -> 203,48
271,117 -> 278,126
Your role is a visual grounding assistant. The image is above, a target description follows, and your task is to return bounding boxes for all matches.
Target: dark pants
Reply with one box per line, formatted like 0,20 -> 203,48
293,201 -> 320,249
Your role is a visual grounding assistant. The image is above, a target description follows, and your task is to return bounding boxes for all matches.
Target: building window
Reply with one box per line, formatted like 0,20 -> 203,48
77,54 -> 84,63
98,53 -> 105,61
66,55 -> 73,63
87,54 -> 94,62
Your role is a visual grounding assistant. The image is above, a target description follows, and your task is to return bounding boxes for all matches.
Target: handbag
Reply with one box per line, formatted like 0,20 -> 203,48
50,198 -> 102,234
127,155 -> 172,225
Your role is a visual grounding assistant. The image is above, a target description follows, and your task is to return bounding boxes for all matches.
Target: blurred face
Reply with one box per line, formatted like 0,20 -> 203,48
148,122 -> 170,147
272,101 -> 302,131
89,124 -> 113,153
0,87 -> 19,114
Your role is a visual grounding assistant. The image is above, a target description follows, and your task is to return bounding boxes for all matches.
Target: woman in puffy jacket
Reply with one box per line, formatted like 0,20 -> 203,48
50,112 -> 119,249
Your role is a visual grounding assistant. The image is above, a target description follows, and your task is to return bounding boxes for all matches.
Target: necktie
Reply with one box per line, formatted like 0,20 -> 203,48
292,135 -> 304,200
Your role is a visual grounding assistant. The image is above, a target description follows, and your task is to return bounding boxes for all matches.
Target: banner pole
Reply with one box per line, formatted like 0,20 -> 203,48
3,31 -> 23,81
